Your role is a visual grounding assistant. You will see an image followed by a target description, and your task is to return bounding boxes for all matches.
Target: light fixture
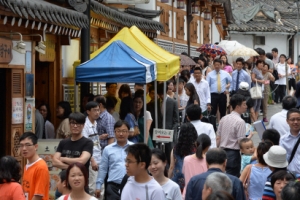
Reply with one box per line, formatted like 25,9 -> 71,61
177,0 -> 184,9
215,13 -> 222,25
25,34 -> 46,54
192,1 -> 199,14
204,10 -> 211,20
0,32 -> 26,54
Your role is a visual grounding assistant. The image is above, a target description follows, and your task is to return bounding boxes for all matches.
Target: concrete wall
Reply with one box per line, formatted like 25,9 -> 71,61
211,20 -> 220,44
61,39 -> 80,78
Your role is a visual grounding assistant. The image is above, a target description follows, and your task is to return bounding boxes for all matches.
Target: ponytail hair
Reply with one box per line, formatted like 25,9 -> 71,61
196,134 -> 211,159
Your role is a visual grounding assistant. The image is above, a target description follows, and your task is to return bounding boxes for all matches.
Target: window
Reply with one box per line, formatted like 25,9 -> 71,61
255,36 -> 265,45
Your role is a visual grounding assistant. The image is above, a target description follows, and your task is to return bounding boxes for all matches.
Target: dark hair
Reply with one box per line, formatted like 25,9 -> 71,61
230,94 -> 246,110
149,85 -> 155,92
0,156 -> 21,183
186,104 -> 202,121
126,143 -> 151,169
279,54 -> 287,59
199,57 -> 208,68
220,55 -> 231,66
68,112 -> 86,124
134,89 -> 144,98
258,49 -> 266,56
175,123 -> 197,157
57,101 -> 72,119
213,58 -> 222,65
287,57 -> 293,64
37,103 -> 51,121
59,170 -> 67,182
95,96 -> 107,108
239,138 -> 252,149
287,108 -> 300,120
114,120 -> 130,130
206,148 -> 227,165
106,83 -> 117,88
272,48 -> 278,53
106,96 -> 117,111
194,66 -> 202,73
256,59 -> 265,66
157,83 -> 164,95
19,132 -> 38,145
282,95 -> 297,110
179,75 -> 188,83
185,83 -> 200,105
262,129 -> 280,145
151,148 -> 168,177
83,93 -> 95,102
167,80 -> 174,88
264,63 -> 270,69
65,163 -> 88,190
206,191 -> 235,200
181,69 -> 191,80
85,101 -> 99,111
257,141 -> 272,165
266,53 -> 273,60
271,170 -> 295,189
235,57 -> 244,64
281,181 -> 300,200
196,134 -> 211,159
133,94 -> 144,119
118,84 -> 132,99
119,96 -> 133,120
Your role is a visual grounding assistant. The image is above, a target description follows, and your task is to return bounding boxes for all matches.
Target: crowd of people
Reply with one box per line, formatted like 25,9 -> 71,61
1,47 -> 300,200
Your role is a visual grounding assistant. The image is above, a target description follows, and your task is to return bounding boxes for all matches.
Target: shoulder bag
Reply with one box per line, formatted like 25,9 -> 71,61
129,113 -> 140,136
289,136 -> 300,163
243,164 -> 253,200
250,80 -> 263,99
273,63 -> 279,81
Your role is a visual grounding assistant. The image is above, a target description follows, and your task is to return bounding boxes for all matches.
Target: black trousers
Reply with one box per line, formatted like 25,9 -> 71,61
275,84 -> 286,103
224,149 -> 241,178
211,93 -> 227,131
106,182 -> 121,200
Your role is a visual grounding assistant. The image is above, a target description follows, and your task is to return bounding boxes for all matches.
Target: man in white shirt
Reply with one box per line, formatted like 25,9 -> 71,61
189,66 -> 211,114
186,104 -> 216,148
269,95 -> 297,137
82,101 -> 101,195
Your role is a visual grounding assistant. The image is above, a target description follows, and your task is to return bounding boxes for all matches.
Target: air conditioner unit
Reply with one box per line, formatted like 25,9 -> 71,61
103,0 -> 150,4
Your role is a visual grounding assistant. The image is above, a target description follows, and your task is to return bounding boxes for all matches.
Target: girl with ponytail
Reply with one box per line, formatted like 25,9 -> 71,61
182,134 -> 211,198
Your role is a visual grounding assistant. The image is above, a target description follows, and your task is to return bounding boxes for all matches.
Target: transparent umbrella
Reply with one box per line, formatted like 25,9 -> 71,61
218,40 -> 245,55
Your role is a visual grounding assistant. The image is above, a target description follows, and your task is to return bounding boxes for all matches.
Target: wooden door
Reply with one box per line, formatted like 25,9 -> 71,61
35,62 -> 50,107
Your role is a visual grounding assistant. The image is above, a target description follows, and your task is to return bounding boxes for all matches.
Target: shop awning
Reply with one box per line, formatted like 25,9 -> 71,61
75,40 -> 157,83
74,26 -> 180,81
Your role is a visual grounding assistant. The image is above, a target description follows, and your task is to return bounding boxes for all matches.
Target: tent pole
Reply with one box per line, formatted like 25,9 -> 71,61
163,81 -> 166,129
75,83 -> 79,112
155,81 -> 158,129
144,85 -> 147,144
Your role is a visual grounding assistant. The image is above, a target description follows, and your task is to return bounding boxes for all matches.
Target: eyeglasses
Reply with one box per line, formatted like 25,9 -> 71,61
115,130 -> 128,134
19,143 -> 34,148
70,122 -> 83,127
124,159 -> 137,164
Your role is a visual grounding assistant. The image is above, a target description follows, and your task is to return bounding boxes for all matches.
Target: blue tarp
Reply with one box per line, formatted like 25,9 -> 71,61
75,40 -> 157,83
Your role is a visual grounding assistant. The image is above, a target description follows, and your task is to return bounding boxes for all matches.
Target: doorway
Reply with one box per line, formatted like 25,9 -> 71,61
35,62 -> 50,107
0,68 -> 7,157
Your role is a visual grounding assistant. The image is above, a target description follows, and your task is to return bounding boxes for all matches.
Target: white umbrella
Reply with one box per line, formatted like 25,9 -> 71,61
218,40 -> 245,55
229,46 -> 259,57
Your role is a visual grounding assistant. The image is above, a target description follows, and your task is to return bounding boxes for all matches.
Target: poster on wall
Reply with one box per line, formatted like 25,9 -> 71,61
24,98 -> 34,131
38,139 -> 62,200
25,74 -> 34,97
12,98 -> 23,124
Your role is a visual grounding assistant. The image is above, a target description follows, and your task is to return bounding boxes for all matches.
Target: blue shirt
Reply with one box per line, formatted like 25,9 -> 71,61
230,69 -> 251,92
206,70 -> 232,93
96,141 -> 134,189
185,168 -> 246,200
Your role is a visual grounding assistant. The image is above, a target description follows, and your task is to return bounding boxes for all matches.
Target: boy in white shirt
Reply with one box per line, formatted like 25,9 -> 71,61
121,143 -> 165,200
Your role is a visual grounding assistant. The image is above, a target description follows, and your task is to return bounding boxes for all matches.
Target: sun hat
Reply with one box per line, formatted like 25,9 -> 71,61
263,146 -> 288,168
239,82 -> 249,91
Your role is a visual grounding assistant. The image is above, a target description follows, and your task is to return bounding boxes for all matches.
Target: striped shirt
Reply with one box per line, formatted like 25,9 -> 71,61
280,132 -> 300,174
262,177 -> 275,200
217,111 -> 246,150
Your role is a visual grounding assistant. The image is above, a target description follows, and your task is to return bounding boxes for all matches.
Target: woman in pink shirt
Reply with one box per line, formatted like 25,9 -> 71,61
220,55 -> 233,75
182,134 -> 211,199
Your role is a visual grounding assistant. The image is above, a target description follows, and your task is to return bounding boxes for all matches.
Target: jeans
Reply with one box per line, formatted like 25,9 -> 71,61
224,149 -> 241,178
275,84 -> 286,103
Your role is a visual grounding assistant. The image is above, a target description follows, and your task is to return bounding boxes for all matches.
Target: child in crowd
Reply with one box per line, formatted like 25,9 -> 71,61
240,138 -> 256,172
57,170 -> 71,199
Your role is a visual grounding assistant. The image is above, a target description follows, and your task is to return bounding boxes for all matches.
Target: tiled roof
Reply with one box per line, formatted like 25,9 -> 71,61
0,0 -> 89,29
91,1 -> 164,32
124,7 -> 163,19
227,0 -> 298,33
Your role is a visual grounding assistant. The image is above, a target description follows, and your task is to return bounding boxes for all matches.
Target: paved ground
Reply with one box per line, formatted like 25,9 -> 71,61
252,103 -> 282,147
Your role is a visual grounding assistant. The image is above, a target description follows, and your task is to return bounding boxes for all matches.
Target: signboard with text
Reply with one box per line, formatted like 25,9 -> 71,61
0,37 -> 13,63
153,128 -> 174,142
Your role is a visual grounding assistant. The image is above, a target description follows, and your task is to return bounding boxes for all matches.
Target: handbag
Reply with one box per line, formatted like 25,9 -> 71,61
250,80 -> 263,99
129,113 -> 140,136
243,164 -> 253,200
273,63 -> 279,81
